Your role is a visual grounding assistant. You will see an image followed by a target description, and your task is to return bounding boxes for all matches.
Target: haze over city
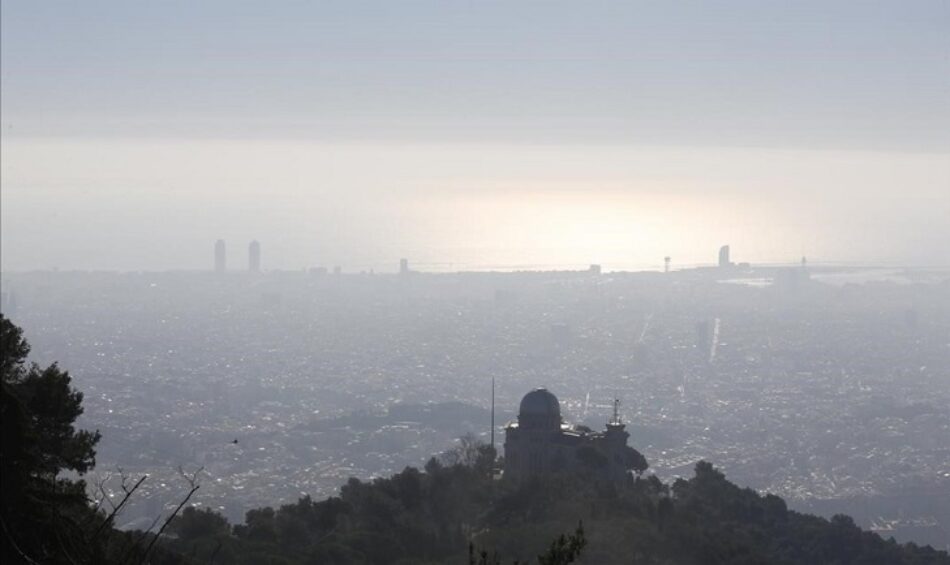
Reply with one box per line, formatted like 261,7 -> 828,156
2,1 -> 949,272
2,2 -> 949,564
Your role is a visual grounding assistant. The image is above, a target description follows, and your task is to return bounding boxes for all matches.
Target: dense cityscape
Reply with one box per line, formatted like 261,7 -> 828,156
3,253 -> 948,549
4,2 -> 948,561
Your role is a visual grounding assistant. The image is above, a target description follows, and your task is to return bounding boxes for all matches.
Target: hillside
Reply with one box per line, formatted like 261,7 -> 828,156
159,450 -> 950,565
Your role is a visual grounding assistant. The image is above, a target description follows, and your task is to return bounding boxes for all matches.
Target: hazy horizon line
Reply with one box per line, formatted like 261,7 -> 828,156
3,259 -> 949,277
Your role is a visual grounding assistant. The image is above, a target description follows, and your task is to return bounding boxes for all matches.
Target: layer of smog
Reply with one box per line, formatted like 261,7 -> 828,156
2,1 -> 948,563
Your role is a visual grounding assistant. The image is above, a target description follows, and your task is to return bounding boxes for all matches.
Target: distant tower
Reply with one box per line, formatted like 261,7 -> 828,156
604,396 -> 630,461
801,256 -> 807,268
718,245 -> 731,268
609,397 -> 622,426
248,240 -> 261,273
214,240 -> 227,273
664,256 -> 671,273
399,258 -> 409,275
588,264 -> 601,275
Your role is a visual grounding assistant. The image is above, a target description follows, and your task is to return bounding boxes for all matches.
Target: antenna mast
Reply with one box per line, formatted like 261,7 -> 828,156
490,378 -> 495,452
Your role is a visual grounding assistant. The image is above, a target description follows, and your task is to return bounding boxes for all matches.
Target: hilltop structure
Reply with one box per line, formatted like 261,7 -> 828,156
503,388 -> 647,483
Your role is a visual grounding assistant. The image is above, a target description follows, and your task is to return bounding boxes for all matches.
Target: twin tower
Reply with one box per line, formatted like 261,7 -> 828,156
214,240 -> 260,273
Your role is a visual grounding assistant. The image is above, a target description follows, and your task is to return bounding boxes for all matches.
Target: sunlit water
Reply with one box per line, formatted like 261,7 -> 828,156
2,139 -> 948,272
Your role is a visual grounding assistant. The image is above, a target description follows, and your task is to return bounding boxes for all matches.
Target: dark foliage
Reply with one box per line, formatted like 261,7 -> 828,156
159,455 -> 949,565
1,313 -> 104,563
1,315 -> 194,565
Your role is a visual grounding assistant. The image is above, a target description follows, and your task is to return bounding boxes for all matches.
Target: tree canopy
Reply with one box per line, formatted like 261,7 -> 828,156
160,454 -> 950,565
1,313 -> 102,563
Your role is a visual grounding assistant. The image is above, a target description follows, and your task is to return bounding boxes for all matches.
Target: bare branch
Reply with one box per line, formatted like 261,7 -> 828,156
209,539 -> 223,565
121,465 -> 206,564
123,511 -> 163,565
177,464 -> 205,488
91,472 -> 115,514
91,474 -> 147,541
117,466 -> 136,495
136,465 -> 204,564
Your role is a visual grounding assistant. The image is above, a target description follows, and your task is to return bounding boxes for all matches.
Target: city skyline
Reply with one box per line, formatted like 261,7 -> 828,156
2,1 -> 949,561
3,235 -> 946,275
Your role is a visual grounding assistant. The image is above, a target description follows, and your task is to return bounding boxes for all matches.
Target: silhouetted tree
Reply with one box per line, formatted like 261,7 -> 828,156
441,433 -> 497,470
167,506 -> 230,543
468,523 -> 586,565
537,523 -> 586,565
1,314 -> 102,563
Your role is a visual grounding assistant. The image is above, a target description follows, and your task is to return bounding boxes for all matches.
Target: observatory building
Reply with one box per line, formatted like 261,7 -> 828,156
503,388 -> 647,483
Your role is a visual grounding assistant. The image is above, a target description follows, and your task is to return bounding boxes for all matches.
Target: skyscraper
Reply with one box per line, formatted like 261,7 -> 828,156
249,240 -> 261,273
718,245 -> 731,268
399,258 -> 409,275
214,239 -> 226,273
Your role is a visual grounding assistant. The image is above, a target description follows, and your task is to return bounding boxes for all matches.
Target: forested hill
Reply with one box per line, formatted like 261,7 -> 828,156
160,450 -> 950,565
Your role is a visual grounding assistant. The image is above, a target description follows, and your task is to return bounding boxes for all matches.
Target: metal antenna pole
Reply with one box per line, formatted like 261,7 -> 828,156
490,377 -> 495,452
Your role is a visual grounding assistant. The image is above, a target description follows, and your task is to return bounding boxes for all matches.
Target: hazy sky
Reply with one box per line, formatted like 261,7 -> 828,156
2,1 -> 949,271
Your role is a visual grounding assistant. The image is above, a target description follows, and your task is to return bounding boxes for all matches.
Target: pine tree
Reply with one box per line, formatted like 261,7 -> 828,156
1,314 -> 102,563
